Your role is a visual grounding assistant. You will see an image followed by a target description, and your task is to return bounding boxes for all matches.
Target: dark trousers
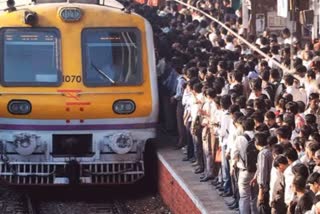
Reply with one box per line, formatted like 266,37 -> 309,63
258,190 -> 271,214
231,167 -> 240,201
176,101 -> 186,146
192,129 -> 204,170
185,121 -> 194,159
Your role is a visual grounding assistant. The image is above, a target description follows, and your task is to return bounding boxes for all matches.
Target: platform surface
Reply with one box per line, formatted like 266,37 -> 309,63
156,134 -> 237,214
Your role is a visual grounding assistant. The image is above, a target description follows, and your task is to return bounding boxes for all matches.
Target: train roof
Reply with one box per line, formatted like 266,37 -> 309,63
0,0 -> 124,11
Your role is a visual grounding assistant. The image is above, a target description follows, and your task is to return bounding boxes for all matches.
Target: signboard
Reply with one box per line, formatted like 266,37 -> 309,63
256,13 -> 265,34
277,0 -> 288,18
267,11 -> 288,29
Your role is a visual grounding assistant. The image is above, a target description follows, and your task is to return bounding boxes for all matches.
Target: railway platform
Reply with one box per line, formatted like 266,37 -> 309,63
156,134 -> 237,214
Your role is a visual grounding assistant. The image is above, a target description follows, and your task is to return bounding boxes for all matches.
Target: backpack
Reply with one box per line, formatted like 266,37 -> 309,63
264,84 -> 276,104
242,134 -> 259,173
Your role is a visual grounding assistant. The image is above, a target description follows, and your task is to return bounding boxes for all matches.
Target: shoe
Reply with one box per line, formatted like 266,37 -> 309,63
211,179 -> 219,186
191,161 -> 199,167
228,203 -> 238,210
189,158 -> 196,163
217,186 -> 224,191
182,146 -> 187,151
182,157 -> 189,161
200,176 -> 214,182
174,144 -> 184,150
221,192 -> 232,197
194,168 -> 204,174
226,200 -> 236,206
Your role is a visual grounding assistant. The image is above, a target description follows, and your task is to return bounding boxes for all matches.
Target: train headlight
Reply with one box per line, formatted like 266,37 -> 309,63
109,133 -> 133,154
24,11 -> 38,26
113,100 -> 135,114
13,133 -> 37,156
8,100 -> 32,115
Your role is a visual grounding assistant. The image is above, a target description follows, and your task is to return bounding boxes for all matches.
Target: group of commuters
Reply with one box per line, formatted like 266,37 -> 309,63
129,0 -> 320,213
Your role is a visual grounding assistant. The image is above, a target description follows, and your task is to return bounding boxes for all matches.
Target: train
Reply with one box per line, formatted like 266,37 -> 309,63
0,0 -> 158,185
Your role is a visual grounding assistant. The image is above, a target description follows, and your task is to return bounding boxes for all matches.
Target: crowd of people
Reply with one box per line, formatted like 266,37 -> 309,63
130,0 -> 320,213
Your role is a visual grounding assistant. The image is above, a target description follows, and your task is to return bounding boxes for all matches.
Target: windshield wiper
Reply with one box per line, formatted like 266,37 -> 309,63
90,62 -> 115,84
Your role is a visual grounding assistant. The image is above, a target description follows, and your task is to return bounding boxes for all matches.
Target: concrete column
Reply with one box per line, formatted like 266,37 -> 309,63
242,0 -> 250,30
311,0 -> 320,39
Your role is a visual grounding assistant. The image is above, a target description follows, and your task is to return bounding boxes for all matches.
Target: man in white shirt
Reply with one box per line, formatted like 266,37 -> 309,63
218,95 -> 233,196
283,148 -> 300,206
233,118 -> 258,214
284,74 -> 307,104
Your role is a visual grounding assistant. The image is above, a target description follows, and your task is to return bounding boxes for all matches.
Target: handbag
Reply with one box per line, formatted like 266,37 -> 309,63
215,147 -> 222,163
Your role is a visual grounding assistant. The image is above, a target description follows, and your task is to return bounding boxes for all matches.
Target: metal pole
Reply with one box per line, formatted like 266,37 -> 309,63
290,0 -> 295,71
251,0 -> 256,35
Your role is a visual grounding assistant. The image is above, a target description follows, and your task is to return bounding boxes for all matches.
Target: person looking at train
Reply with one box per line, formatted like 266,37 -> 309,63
232,117 -> 258,213
200,88 -> 216,181
217,94 -> 233,196
190,82 -> 205,174
171,57 -> 187,149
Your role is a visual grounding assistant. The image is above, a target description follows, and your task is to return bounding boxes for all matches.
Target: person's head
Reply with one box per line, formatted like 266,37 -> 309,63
273,155 -> 288,173
306,141 -> 320,160
282,28 -> 291,39
229,104 -> 240,116
284,74 -> 294,86
272,143 -> 284,158
268,135 -> 278,147
253,98 -> 265,112
276,114 -> 284,127
265,111 -> 276,128
206,88 -> 217,101
220,94 -> 232,110
254,132 -> 269,150
284,147 -> 298,164
293,137 -> 306,153
307,172 -> 320,194
283,113 -> 295,130
297,101 -> 306,113
305,114 -> 317,126
276,126 -> 292,143
236,95 -> 247,109
307,70 -> 316,82
299,125 -> 312,139
270,68 -> 281,82
292,175 -> 306,194
192,82 -> 203,95
252,111 -> 264,127
315,150 -> 320,166
292,163 -> 309,180
242,117 -> 255,131
285,101 -> 299,115
309,93 -> 320,110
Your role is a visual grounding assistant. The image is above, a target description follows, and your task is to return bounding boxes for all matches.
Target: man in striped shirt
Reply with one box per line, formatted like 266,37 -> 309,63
251,132 -> 273,212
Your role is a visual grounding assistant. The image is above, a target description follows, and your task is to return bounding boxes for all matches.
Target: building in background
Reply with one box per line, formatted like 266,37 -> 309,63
242,0 -> 319,41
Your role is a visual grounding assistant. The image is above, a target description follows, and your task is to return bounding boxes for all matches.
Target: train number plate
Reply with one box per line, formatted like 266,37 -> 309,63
54,177 -> 70,184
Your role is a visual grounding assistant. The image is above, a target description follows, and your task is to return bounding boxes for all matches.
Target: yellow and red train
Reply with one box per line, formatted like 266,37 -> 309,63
0,0 -> 158,185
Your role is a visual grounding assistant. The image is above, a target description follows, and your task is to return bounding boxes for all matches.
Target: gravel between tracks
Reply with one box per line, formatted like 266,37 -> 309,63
125,194 -> 171,214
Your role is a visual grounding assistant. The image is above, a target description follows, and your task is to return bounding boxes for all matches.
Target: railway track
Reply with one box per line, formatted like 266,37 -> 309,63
0,186 -> 128,214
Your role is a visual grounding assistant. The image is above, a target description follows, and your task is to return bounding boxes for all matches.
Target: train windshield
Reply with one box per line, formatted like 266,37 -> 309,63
82,28 -> 142,86
1,28 -> 61,86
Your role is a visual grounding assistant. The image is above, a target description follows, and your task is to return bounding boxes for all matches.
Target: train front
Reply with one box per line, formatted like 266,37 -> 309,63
0,0 -> 158,185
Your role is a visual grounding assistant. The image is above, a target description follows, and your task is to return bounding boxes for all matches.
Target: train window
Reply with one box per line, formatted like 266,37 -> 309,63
82,28 -> 142,86
0,28 -> 61,86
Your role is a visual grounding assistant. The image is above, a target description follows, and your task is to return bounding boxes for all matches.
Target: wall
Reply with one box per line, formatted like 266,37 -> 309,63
157,159 -> 201,214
